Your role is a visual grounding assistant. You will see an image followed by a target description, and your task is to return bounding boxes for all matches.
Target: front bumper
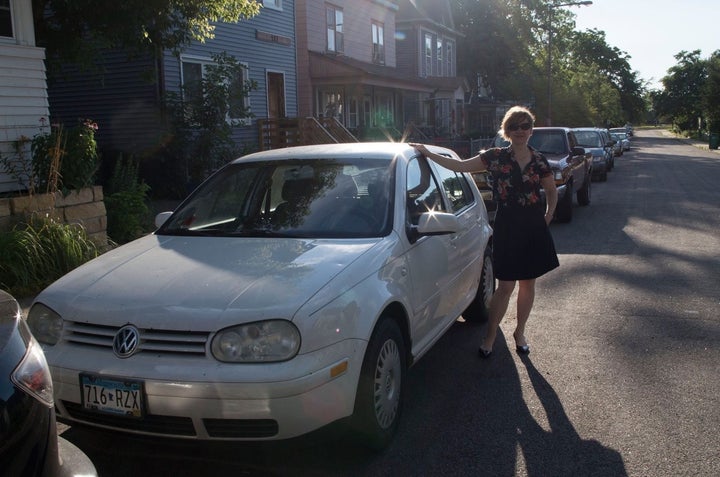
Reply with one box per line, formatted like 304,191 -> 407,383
50,339 -> 365,440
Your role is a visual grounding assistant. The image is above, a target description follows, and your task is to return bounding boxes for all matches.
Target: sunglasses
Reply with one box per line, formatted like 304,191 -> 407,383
506,122 -> 533,132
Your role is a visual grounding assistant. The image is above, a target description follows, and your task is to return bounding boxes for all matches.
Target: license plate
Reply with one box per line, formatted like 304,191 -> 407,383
80,374 -> 144,418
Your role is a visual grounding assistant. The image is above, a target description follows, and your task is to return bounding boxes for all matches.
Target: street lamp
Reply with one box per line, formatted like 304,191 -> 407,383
546,1 -> 592,126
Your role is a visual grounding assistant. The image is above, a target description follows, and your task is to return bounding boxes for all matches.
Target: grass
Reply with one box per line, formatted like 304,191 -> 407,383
0,216 -> 101,297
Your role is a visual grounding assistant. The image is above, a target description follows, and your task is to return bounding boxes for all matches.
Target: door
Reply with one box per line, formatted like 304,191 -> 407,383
267,72 -> 286,118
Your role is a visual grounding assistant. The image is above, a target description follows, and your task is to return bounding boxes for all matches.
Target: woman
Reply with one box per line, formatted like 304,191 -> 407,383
411,106 -> 559,358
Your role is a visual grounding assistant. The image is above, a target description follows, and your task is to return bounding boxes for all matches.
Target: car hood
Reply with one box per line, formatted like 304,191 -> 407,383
36,234 -> 382,329
540,152 -> 570,169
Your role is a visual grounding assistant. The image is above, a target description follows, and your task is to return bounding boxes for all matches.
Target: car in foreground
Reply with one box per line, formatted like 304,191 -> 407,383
492,127 -> 592,222
572,127 -> 614,182
0,290 -> 97,477
27,142 -> 494,449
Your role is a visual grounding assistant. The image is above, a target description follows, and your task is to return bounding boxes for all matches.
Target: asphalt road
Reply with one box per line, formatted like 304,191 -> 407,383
58,129 -> 720,476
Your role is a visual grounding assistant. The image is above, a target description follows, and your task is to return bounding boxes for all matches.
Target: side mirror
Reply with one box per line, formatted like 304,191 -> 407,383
155,211 -> 173,228
571,146 -> 586,156
417,211 -> 461,235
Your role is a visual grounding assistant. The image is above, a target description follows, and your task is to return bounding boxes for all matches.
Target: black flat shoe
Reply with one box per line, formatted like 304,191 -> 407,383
515,344 -> 530,355
478,347 -> 492,358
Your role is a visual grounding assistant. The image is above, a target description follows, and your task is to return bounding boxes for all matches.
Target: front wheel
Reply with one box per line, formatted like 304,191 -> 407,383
350,318 -> 406,450
577,175 -> 591,206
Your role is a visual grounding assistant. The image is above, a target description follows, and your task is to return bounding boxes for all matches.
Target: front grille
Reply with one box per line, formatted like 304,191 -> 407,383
64,321 -> 209,355
62,401 -> 196,436
203,418 -> 279,438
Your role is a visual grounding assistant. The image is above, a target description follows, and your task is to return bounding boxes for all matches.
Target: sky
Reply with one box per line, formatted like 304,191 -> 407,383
571,0 -> 719,89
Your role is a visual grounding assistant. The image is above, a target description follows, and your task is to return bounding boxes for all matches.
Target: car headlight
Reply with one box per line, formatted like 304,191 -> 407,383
211,320 -> 301,363
12,338 -> 54,407
554,170 -> 564,181
26,303 -> 63,345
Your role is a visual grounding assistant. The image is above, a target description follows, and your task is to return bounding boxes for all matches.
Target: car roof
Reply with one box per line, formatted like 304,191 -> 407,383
231,142 -> 435,163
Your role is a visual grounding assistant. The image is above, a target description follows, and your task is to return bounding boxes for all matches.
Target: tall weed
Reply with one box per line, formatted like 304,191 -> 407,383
0,217 -> 99,297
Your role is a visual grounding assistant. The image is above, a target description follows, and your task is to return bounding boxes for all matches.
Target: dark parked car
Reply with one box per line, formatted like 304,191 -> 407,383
0,290 -> 96,477
492,127 -> 592,222
573,127 -> 614,182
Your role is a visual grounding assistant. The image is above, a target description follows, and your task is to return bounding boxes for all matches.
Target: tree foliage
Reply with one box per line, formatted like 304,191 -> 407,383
32,0 -> 262,74
654,50 -> 708,131
451,0 -> 646,127
702,51 -> 720,132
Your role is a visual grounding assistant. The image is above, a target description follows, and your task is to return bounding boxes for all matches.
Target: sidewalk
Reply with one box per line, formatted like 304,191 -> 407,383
659,129 -> 720,153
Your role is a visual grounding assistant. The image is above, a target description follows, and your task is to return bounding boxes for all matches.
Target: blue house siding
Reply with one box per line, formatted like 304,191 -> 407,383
48,51 -> 163,154
162,2 -> 297,149
49,2 -> 297,158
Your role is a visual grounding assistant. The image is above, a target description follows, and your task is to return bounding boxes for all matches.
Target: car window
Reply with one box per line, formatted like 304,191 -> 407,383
406,157 -> 446,226
159,158 -> 394,238
528,131 -> 566,154
433,164 -> 475,213
574,131 -> 602,148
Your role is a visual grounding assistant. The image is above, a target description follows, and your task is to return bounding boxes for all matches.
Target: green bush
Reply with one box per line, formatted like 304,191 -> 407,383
31,119 -> 100,194
105,155 -> 151,244
0,217 -> 100,297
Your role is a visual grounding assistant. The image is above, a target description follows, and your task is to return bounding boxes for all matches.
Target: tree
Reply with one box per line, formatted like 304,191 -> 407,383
702,51 -> 720,133
654,50 -> 707,131
32,0 -> 262,74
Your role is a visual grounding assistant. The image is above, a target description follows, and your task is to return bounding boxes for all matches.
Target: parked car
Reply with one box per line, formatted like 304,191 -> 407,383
572,127 -> 613,182
27,143 -> 494,450
610,129 -> 631,150
492,127 -> 592,223
0,290 -> 97,477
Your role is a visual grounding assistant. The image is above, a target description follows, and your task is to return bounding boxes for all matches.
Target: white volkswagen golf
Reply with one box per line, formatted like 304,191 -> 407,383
28,142 -> 494,449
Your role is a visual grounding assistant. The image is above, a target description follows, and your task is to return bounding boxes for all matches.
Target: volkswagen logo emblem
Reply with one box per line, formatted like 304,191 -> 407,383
113,325 -> 140,358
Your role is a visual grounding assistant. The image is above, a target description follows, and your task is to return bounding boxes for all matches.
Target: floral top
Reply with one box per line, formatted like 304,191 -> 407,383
480,146 -> 553,207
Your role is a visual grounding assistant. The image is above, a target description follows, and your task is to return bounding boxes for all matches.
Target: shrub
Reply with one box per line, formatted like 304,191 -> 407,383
31,119 -> 100,194
0,217 -> 100,297
104,155 -> 151,244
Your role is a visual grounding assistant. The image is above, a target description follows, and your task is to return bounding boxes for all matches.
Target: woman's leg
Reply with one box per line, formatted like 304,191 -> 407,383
513,278 -> 536,347
481,279 -> 516,351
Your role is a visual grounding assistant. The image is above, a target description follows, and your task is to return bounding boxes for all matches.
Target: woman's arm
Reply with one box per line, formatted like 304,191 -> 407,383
540,175 -> 557,225
410,143 -> 487,173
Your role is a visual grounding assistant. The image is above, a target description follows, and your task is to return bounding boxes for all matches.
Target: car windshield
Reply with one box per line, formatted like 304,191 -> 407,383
158,158 -> 395,239
528,131 -> 566,154
574,131 -> 602,148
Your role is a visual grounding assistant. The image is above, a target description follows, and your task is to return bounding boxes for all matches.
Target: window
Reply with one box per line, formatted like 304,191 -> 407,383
371,21 -> 385,65
181,56 -> 251,124
0,0 -> 12,38
424,34 -> 433,76
406,158 -> 445,226
445,41 -> 455,77
436,38 -> 443,76
319,89 -> 344,122
262,0 -> 282,10
326,5 -> 344,53
434,165 -> 474,213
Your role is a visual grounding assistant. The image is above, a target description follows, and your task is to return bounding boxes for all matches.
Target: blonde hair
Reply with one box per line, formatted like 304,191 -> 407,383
500,106 -> 536,141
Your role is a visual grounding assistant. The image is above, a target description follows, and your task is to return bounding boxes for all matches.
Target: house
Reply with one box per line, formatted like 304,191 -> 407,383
294,0 -> 469,141
47,0 -> 298,161
0,0 -> 49,194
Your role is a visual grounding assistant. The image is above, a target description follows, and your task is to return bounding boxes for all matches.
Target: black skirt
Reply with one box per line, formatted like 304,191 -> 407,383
492,205 -> 559,281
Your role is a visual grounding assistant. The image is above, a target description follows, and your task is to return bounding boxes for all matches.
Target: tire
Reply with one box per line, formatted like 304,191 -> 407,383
577,175 -> 591,206
555,182 -> 573,223
350,318 -> 406,450
462,245 -> 495,323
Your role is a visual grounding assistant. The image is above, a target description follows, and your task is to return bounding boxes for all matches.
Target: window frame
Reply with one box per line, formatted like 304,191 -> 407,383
262,0 -> 282,11
180,55 -> 252,126
326,4 -> 344,54
0,0 -> 13,39
371,21 -> 385,65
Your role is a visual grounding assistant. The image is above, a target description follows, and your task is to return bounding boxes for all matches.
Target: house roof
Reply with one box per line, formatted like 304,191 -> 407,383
308,51 -> 468,95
